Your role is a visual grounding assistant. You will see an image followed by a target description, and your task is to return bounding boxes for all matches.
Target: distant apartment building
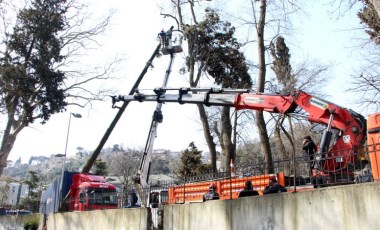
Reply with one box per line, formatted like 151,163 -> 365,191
28,156 -> 49,166
0,182 -> 29,207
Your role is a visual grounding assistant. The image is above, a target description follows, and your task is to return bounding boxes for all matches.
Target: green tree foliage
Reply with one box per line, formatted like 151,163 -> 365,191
0,0 -> 112,176
93,158 -> 108,176
2,0 -> 68,123
0,0 -> 69,175
21,170 -> 43,212
179,142 -> 207,178
182,9 -> 251,173
24,171 -> 39,199
270,36 -> 296,91
269,36 -> 295,175
0,177 -> 11,205
23,217 -> 39,230
183,9 -> 251,88
150,156 -> 171,175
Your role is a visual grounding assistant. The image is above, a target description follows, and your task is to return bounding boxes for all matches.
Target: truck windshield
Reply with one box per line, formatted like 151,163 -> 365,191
86,188 -> 118,206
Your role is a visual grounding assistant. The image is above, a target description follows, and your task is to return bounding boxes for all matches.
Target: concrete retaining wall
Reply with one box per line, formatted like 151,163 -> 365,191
0,213 -> 43,230
164,182 -> 380,230
46,208 -> 148,230
2,183 -> 379,230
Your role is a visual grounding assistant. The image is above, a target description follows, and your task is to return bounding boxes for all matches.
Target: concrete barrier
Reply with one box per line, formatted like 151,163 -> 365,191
0,213 -> 43,230
2,183 -> 379,230
164,182 -> 380,230
46,208 -> 148,230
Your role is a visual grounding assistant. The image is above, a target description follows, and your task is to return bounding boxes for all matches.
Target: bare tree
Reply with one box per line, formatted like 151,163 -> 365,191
349,0 -> 380,111
331,1 -> 380,111
349,66 -> 380,111
106,148 -> 142,191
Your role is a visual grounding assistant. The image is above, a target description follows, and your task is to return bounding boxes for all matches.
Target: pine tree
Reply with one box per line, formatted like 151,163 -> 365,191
179,142 -> 204,178
93,158 -> 108,176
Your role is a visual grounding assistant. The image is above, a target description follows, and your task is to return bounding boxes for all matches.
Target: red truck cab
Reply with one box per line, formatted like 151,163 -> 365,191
68,174 -> 118,211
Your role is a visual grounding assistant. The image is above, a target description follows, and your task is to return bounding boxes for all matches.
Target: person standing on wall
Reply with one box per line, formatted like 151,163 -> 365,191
302,135 -> 317,176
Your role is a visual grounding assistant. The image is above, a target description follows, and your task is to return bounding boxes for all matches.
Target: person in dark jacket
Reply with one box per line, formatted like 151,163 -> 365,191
302,135 -> 317,175
263,178 -> 287,195
238,180 -> 259,198
203,183 -> 219,201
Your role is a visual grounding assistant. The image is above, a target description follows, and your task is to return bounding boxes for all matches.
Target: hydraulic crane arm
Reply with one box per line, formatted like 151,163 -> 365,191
112,87 -> 366,174
113,87 -> 300,115
130,26 -> 182,207
135,53 -> 175,193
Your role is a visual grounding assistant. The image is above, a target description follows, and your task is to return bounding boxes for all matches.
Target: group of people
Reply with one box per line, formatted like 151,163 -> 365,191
203,178 -> 287,202
202,134 -> 323,202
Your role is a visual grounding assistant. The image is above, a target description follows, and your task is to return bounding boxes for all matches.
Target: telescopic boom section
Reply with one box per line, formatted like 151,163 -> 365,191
133,26 -> 182,207
112,88 -> 366,173
134,53 -> 174,190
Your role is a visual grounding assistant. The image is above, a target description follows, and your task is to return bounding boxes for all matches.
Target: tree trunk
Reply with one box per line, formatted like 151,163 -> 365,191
0,118 -> 21,175
256,0 -> 274,174
196,104 -> 218,172
256,111 -> 274,173
279,118 -> 297,176
221,107 -> 235,174
274,120 -> 291,175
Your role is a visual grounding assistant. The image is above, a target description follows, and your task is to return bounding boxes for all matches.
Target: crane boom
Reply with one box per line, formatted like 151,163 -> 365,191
130,26 -> 182,208
112,87 -> 367,174
135,54 -> 175,192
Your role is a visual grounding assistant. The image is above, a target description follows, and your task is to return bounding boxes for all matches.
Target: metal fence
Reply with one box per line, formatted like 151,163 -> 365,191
47,144 -> 377,211
120,144 -> 376,207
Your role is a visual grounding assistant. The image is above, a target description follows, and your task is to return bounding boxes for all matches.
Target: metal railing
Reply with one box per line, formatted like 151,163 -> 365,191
124,145 -> 375,206
55,144 -> 377,211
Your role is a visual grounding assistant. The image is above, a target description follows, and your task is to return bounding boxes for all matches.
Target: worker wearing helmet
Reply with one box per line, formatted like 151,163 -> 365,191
203,183 -> 219,202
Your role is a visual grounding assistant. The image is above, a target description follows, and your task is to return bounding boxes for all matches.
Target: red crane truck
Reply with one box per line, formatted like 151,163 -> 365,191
112,87 -> 368,202
40,171 -> 118,214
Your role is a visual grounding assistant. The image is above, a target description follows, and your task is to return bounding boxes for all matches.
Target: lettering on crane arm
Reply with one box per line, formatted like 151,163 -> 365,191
343,135 -> 350,144
310,97 -> 329,110
244,96 -> 264,104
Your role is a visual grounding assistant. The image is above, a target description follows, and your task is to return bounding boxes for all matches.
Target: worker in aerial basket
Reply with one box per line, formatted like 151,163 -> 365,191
203,183 -> 220,201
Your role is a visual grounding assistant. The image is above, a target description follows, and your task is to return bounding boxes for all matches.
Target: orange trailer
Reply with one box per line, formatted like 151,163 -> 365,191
168,173 -> 284,204
368,112 -> 380,182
